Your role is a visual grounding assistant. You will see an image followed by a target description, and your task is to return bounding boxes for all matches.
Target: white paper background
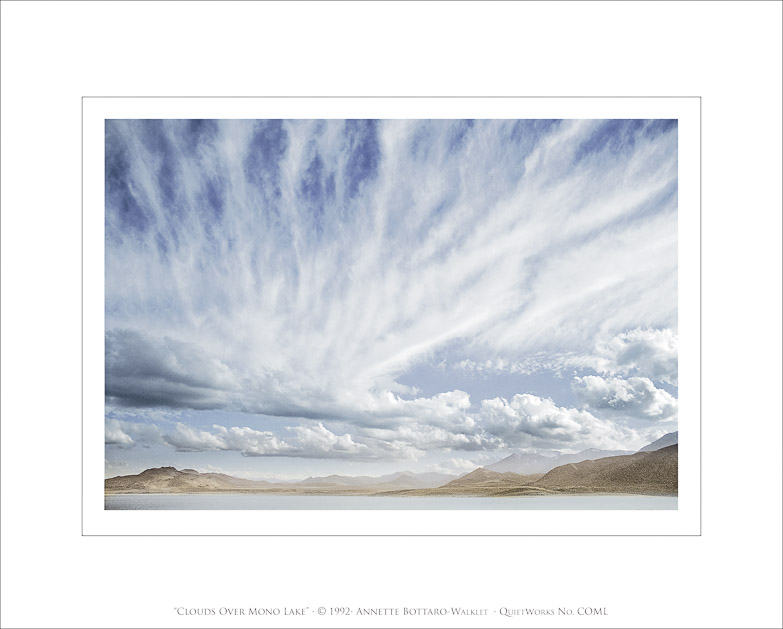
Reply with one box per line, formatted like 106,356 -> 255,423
1,1 -> 781,628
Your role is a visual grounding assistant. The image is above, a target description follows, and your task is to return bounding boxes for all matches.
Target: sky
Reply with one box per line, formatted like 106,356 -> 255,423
104,119 -> 678,480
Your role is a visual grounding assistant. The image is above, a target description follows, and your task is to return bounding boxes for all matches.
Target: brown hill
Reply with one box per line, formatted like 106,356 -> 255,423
443,467 -> 528,488
104,467 -> 272,493
532,444 -> 678,495
378,468 -> 548,497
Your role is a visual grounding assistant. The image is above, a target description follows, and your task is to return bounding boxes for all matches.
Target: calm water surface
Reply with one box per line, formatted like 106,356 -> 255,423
105,494 -> 676,510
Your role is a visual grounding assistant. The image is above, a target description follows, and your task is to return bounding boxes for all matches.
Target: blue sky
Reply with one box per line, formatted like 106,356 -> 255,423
105,119 -> 678,480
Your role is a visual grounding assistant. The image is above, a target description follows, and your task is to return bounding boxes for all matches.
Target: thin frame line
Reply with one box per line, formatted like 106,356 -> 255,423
84,95 -> 701,99
2,0 -> 750,2
88,534 -> 700,537
81,97 -> 85,536
699,96 -> 703,536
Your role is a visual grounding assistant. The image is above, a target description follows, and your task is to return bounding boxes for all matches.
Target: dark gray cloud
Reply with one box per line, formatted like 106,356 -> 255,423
105,329 -> 236,409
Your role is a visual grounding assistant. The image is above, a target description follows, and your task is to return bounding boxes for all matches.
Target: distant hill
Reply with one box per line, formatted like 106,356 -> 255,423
532,445 -> 678,495
104,467 -> 272,493
106,467 -> 457,494
486,448 -> 634,475
432,468 -> 546,493
387,471 -> 456,488
486,452 -> 560,474
638,431 -> 678,453
443,467 -> 527,488
300,474 -> 364,486
378,467 -> 547,497
553,448 -> 635,467
298,471 -> 455,489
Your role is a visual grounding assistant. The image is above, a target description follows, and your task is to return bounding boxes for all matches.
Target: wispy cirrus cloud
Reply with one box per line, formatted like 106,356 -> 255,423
105,119 -> 678,461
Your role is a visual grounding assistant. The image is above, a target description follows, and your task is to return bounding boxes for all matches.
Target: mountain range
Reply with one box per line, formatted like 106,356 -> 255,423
485,448 -> 635,475
638,431 -> 678,452
532,444 -> 678,495
484,431 -> 678,474
392,444 -> 678,497
105,432 -> 679,497
104,467 -> 457,494
299,470 -> 455,488
103,466 -> 274,493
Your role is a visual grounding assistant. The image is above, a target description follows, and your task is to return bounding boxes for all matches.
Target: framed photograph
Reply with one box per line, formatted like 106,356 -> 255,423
83,97 -> 700,535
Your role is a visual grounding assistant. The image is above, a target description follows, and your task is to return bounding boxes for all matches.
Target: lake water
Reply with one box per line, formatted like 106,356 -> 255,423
105,494 -> 677,510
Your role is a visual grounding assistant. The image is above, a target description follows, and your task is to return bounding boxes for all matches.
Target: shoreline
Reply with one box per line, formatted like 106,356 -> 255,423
105,490 -> 678,498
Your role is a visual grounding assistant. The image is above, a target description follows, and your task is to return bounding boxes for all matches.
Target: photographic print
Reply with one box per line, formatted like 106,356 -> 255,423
103,118 -> 679,511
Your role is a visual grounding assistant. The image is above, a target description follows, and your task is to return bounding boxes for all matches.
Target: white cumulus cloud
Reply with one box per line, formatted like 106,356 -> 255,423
478,393 -> 644,451
591,328 -> 678,385
572,375 -> 678,421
